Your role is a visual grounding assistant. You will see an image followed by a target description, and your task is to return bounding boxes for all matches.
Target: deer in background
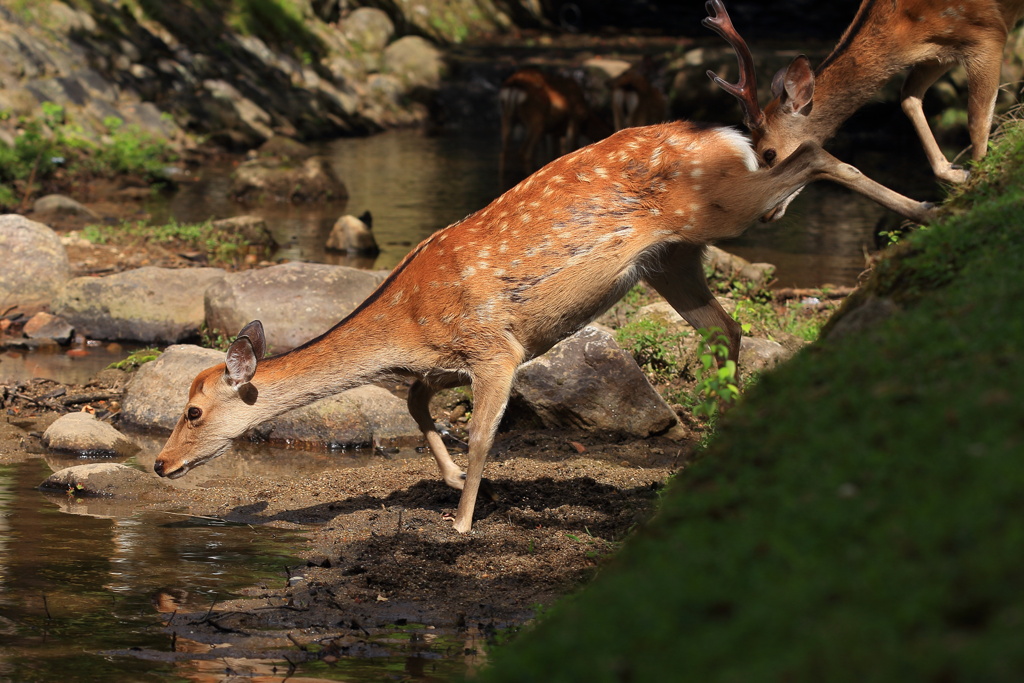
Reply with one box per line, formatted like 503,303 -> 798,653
498,67 -> 609,181
154,3 -> 935,534
610,57 -> 669,131
722,0 -> 1024,183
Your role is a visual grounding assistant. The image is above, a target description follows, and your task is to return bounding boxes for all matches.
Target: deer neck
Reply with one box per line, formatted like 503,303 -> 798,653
806,7 -> 914,144
245,304 -> 410,419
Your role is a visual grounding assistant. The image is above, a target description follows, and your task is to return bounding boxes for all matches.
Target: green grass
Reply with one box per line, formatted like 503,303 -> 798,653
476,120 -> 1024,682
82,218 -> 258,268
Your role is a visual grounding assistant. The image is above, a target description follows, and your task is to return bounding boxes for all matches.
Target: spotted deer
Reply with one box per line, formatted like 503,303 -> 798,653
498,67 -> 605,179
154,5 -> 935,534
611,58 -> 669,131
716,0 -> 1024,182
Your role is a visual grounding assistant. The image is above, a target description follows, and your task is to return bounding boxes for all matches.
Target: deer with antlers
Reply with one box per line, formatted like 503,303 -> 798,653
154,2 -> 935,534
724,0 -> 1024,182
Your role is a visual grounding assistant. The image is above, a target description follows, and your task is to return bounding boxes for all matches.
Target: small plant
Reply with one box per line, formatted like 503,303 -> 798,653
692,327 -> 740,419
616,318 -> 691,384
109,348 -> 161,371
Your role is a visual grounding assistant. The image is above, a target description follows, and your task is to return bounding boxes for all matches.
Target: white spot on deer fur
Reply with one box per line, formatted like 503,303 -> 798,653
576,172 -> 592,182
550,174 -> 564,184
392,290 -> 405,304
683,223 -> 694,230
674,209 -> 685,216
691,167 -> 704,177
693,185 -> 702,192
418,317 -> 429,325
715,127 -> 758,172
594,166 -> 609,178
499,242 -> 509,253
650,146 -> 664,165
521,213 -> 532,223
462,265 -> 476,278
691,203 -> 701,212
439,232 -> 449,241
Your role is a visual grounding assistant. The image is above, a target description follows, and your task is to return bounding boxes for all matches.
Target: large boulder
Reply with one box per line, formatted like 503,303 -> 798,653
53,266 -> 226,343
204,262 -> 386,351
509,326 -> 681,439
0,214 -> 72,310
382,36 -> 445,95
230,155 -> 348,203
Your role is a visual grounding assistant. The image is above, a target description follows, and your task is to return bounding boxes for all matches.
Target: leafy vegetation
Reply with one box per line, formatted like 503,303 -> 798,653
108,348 -> 161,371
0,103 -> 175,209
477,120 -> 1024,682
81,219 -> 259,268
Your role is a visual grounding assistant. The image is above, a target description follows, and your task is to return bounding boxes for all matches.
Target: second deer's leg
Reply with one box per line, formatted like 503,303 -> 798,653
775,142 -> 938,224
900,60 -> 968,183
408,379 -> 466,491
452,356 -> 521,534
962,36 -> 1007,164
645,244 -> 742,365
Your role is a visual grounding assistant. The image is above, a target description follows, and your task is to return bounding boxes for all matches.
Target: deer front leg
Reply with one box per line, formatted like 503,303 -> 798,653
779,142 -> 938,224
901,60 -> 970,184
452,357 -> 520,533
408,379 -> 466,491
645,244 -> 742,365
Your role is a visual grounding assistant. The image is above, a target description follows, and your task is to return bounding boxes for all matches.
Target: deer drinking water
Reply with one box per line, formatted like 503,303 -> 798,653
721,0 -> 1024,182
154,4 -> 935,534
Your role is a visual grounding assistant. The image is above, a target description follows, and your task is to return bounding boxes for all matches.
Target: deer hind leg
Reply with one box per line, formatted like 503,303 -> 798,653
452,355 -> 521,534
962,38 -> 1006,165
900,59 -> 969,183
645,244 -> 742,365
408,379 -> 466,491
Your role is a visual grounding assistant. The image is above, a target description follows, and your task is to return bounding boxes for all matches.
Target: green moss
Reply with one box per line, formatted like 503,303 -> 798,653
477,122 -> 1024,682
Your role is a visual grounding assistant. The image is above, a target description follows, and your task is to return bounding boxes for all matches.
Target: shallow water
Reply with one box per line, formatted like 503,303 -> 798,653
0,456 -> 480,681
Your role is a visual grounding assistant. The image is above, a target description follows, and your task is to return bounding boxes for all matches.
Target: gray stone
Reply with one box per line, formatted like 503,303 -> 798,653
342,8 -> 395,53
42,412 -> 140,457
0,214 -> 72,310
32,194 -> 99,219
39,462 -> 165,498
509,326 -> 680,439
22,311 -> 75,344
231,155 -> 348,203
53,266 -> 226,343
382,36 -> 444,94
54,266 -> 226,342
204,262 -> 385,351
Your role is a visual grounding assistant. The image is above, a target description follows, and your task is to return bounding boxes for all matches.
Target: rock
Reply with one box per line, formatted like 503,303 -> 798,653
326,211 -> 379,254
42,412 -> 140,458
253,385 -> 420,448
509,326 -> 681,439
342,7 -> 395,53
210,215 -> 277,249
204,262 -> 386,351
120,345 -> 224,431
823,295 -> 900,341
0,214 -> 72,311
231,155 -> 349,203
39,462 -> 164,498
382,36 -> 445,95
53,266 -> 226,343
705,246 -> 776,289
256,135 -> 315,161
738,337 -> 794,377
32,194 -> 99,219
22,311 -> 75,344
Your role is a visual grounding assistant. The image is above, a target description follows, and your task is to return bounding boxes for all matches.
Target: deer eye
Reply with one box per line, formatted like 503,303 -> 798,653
187,406 -> 203,421
763,149 -> 778,166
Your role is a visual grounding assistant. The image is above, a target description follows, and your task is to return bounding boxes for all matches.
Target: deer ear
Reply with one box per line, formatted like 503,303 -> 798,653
778,55 -> 814,115
236,320 -> 266,359
225,322 -> 263,388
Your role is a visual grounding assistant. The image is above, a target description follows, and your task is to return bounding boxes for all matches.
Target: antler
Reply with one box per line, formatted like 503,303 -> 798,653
702,0 -> 764,130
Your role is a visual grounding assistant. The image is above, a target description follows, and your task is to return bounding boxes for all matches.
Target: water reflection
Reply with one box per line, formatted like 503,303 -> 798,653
0,458 -> 301,682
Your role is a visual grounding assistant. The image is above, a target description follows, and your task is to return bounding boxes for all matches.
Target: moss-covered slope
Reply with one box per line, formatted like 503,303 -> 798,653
478,122 -> 1024,682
